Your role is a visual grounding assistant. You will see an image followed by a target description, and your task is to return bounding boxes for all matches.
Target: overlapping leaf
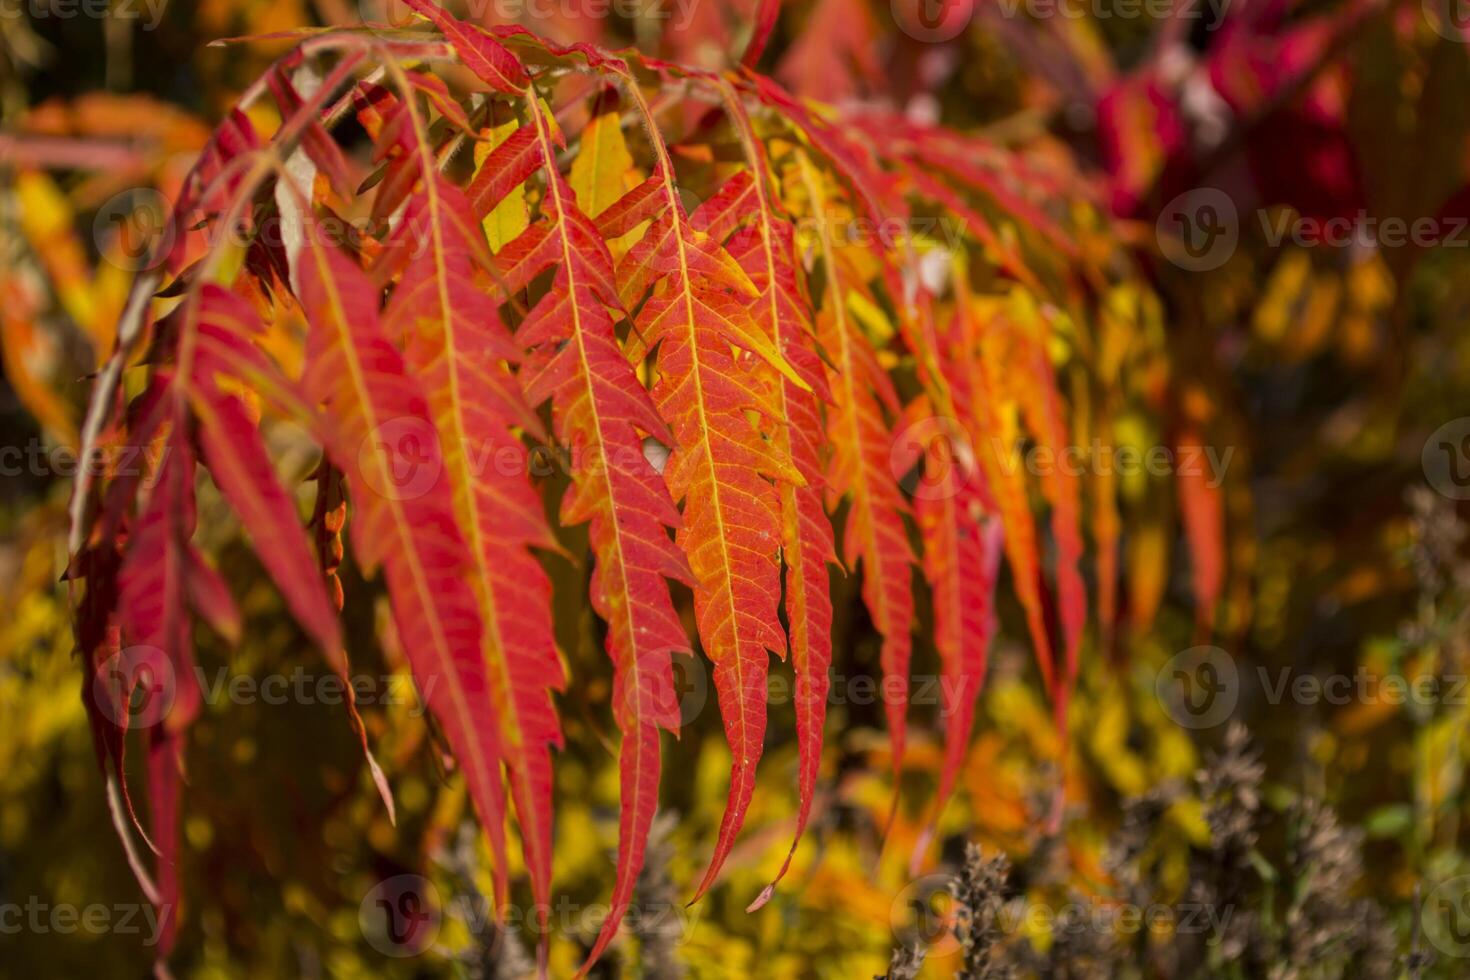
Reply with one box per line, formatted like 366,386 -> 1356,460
793,150 -> 916,781
373,69 -> 564,932
605,79 -> 807,903
55,20 -> 1206,972
689,149 -> 835,909
470,88 -> 692,969
293,224 -> 516,912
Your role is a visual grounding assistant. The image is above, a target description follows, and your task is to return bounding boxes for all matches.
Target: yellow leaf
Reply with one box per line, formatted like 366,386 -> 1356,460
0,286 -> 78,447
16,170 -> 98,342
1127,519 -> 1168,635
569,109 -> 636,219
475,117 -> 529,253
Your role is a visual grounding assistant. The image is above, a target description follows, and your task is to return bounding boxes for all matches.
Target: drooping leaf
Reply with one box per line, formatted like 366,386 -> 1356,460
611,76 -> 805,903
1178,425 -> 1225,637
951,275 -> 1056,699
1010,305 -> 1087,727
293,222 -> 515,909
912,425 -> 1002,831
473,92 -> 693,973
686,98 -> 835,907
794,150 -> 915,783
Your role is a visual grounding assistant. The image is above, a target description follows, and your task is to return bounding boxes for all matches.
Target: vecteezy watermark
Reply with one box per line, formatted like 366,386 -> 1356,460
92,185 -> 969,280
892,0 -> 1230,44
0,0 -> 167,30
793,212 -> 968,251
994,0 -> 1231,29
618,652 -> 991,729
1,438 -> 172,481
1423,418 -> 1470,501
887,416 -> 1234,501
1156,645 -> 1239,729
1423,0 -> 1470,43
1424,876 -> 1470,958
93,186 -> 523,275
0,897 -> 172,945
1156,188 -> 1240,272
358,873 -> 701,958
92,646 -> 435,730
1155,646 -> 1470,729
890,873 -> 1232,961
93,189 -> 397,274
993,437 -> 1233,488
356,0 -> 701,35
193,666 -> 434,716
1257,210 -> 1470,251
1156,188 -> 1470,272
1251,667 -> 1470,709
764,671 -> 973,711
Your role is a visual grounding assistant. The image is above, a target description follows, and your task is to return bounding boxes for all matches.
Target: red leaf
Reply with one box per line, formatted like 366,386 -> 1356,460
915,443 -> 1002,826
380,85 -> 565,937
472,95 -> 693,974
295,224 -> 515,909
611,81 -> 807,904
1013,323 -> 1087,717
401,0 -> 530,94
688,109 -> 835,906
794,151 -> 915,782
741,0 -> 782,68
1178,426 -> 1225,637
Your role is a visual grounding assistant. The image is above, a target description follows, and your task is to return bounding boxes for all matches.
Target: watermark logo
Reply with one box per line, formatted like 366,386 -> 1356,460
92,645 -> 176,730
1423,418 -> 1470,501
360,874 -> 442,957
1156,645 -> 1238,728
670,652 -> 709,727
195,666 -> 432,715
1258,210 -> 1469,251
994,437 -> 1233,487
1158,189 -> 1470,270
356,0 -> 418,37
1156,188 -> 1239,272
994,0 -> 1232,29
890,415 -> 975,501
891,873 -> 961,959
890,874 -> 1232,961
1424,876 -> 1470,958
618,650 -> 709,727
359,417 -> 444,501
1424,0 -> 1470,42
93,188 -> 173,273
892,0 -> 974,43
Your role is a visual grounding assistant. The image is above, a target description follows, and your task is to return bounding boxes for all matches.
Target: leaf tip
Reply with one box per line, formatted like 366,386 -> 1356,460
745,883 -> 776,913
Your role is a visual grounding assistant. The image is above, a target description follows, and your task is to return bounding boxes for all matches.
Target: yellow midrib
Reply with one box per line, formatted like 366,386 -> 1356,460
397,70 -> 551,880
797,150 -> 892,632
530,92 -> 652,722
306,234 -> 495,804
624,78 -> 751,766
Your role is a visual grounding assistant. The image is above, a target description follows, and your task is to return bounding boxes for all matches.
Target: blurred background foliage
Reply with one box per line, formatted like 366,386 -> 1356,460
4,0 -> 1470,976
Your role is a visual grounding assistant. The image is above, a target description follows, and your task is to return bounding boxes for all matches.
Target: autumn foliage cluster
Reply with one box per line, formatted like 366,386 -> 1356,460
33,1 -> 1227,973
